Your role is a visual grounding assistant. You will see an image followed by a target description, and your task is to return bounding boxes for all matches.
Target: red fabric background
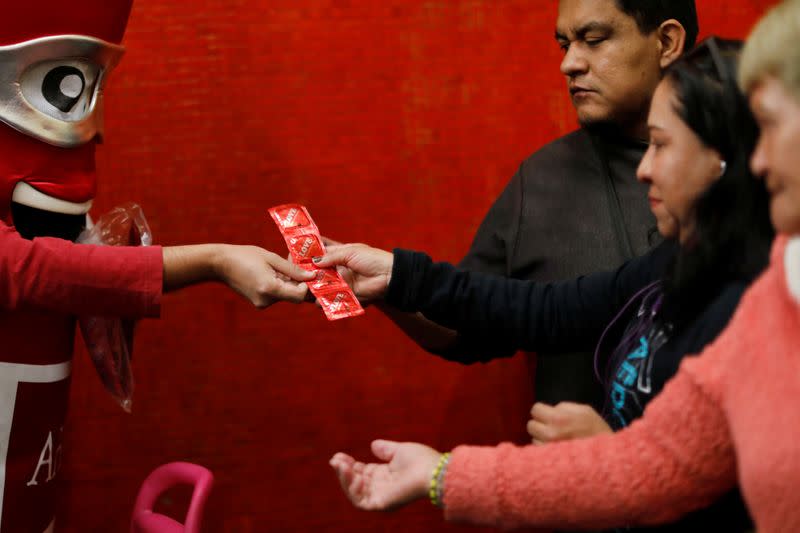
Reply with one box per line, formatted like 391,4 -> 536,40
58,1 -> 775,531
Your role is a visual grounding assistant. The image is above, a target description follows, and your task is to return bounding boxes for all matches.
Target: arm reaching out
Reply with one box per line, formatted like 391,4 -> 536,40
322,242 -> 672,356
163,244 -> 314,307
0,222 -> 315,315
330,367 -> 736,530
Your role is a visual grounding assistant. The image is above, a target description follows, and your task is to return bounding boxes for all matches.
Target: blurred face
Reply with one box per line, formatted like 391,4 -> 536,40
749,77 -> 800,235
637,81 -> 723,243
556,0 -> 665,135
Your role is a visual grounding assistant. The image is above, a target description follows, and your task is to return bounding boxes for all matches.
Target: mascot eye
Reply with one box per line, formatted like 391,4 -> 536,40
42,66 -> 86,112
21,59 -> 100,122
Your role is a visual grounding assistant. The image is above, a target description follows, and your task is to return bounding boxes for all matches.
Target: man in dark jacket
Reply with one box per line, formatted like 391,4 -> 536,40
380,0 -> 699,408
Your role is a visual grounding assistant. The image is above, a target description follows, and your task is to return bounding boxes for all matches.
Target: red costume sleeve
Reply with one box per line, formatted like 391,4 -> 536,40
0,222 -> 162,318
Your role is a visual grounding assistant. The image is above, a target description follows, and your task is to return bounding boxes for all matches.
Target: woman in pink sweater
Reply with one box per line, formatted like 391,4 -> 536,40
326,1 -> 800,531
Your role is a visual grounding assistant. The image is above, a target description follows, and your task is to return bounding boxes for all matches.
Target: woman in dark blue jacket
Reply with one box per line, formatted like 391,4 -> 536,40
318,39 -> 772,532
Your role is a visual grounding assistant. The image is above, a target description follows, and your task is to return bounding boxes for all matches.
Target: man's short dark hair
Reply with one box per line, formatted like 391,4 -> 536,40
616,0 -> 699,50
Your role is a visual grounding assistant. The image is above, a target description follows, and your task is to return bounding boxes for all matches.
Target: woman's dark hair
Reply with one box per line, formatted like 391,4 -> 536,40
659,37 -> 775,326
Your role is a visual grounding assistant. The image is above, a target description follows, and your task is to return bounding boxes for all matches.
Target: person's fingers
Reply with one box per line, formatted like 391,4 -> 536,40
531,402 -> 558,423
265,280 -> 309,304
556,401 -> 583,413
332,459 -> 352,486
371,439 -> 397,462
533,439 -> 546,446
335,265 -> 355,285
269,254 -> 316,281
364,463 -> 379,484
527,419 -> 557,443
331,456 -> 355,496
304,285 -> 318,302
312,245 -> 357,269
346,474 -> 363,506
275,272 -> 290,282
349,468 -> 370,508
330,452 -> 356,469
332,456 -> 375,510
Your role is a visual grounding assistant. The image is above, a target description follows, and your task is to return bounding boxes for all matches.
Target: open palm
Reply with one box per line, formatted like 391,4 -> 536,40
330,440 -> 441,511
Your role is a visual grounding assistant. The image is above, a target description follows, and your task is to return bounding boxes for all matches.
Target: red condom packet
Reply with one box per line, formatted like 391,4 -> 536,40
268,204 -> 365,321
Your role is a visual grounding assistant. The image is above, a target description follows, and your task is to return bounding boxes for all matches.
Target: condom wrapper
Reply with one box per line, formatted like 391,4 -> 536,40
269,203 -> 364,321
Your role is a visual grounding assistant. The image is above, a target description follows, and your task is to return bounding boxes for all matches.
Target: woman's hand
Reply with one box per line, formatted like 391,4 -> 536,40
214,245 -> 315,307
313,243 -> 394,303
527,402 -> 613,445
163,244 -> 314,308
329,439 -> 441,511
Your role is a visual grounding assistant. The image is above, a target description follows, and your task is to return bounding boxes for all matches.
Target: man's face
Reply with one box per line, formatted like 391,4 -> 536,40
556,0 -> 665,132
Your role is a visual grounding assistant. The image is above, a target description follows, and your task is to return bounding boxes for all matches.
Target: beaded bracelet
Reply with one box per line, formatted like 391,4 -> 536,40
429,452 -> 452,508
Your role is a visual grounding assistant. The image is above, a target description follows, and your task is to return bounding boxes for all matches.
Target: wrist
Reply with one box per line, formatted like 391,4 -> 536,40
163,244 -> 221,291
207,243 -> 229,282
384,257 -> 393,291
429,452 -> 452,508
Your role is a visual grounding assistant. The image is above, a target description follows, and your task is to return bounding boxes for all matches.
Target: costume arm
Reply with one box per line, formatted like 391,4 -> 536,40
0,223 -> 162,317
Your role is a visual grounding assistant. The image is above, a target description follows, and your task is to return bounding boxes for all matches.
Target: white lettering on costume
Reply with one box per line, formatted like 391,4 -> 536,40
0,361 -> 71,532
26,427 -> 63,487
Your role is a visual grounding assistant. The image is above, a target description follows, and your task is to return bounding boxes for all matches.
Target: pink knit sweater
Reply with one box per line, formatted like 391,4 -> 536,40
444,235 -> 800,532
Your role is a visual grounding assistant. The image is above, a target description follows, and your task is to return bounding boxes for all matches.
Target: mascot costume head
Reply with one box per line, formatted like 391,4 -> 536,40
0,1 -> 132,239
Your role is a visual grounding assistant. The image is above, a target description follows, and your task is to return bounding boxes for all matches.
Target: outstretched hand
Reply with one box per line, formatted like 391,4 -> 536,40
214,245 -> 315,308
312,243 -> 394,303
163,244 -> 315,308
329,440 -> 441,511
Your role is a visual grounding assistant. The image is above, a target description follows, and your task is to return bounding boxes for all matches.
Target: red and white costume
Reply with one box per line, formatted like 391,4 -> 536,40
0,2 -> 162,531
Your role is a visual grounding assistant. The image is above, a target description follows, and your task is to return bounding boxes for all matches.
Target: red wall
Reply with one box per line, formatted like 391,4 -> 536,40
59,1 -> 775,531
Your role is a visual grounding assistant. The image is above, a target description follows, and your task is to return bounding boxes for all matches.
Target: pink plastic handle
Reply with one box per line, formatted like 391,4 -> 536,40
131,462 -> 214,533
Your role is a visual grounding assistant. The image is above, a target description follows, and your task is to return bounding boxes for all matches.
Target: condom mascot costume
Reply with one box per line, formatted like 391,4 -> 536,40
0,1 -> 154,531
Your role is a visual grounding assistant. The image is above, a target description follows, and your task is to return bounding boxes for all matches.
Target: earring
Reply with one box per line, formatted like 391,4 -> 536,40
719,160 -> 727,177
